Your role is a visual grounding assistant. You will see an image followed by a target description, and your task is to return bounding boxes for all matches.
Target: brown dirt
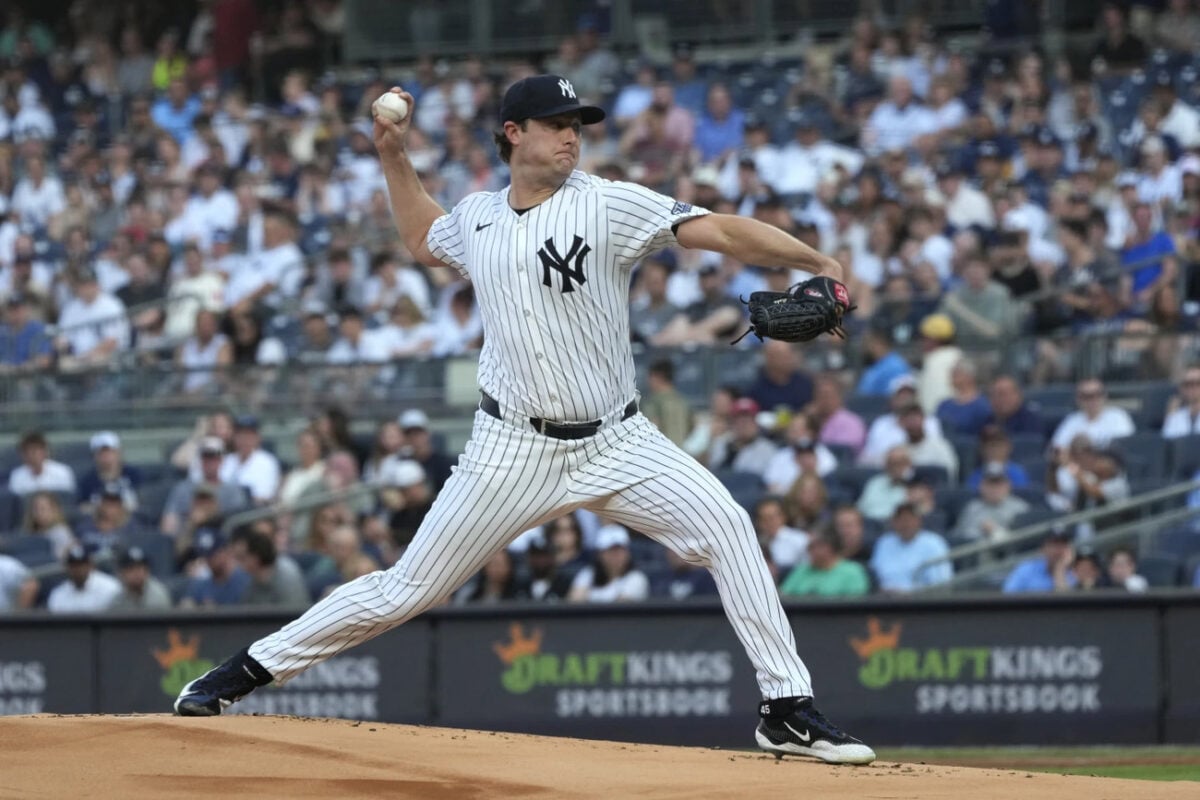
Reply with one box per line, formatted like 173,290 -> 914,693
0,714 -> 1194,800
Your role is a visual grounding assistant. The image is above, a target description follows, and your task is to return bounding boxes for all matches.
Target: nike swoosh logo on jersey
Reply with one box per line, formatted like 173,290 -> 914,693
475,222 -> 493,232
784,721 -> 812,742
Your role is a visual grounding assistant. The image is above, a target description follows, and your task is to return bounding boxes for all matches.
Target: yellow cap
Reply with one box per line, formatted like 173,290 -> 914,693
919,313 -> 956,341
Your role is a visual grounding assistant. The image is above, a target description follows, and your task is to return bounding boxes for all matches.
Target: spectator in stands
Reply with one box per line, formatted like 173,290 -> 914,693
397,409 -> 453,494
694,82 -> 744,164
378,296 -> 437,359
0,292 -> 52,372
965,426 -> 1032,491
160,436 -> 246,537
177,308 -> 232,395
1092,2 -> 1147,72
855,326 -> 912,397
19,491 -> 76,559
746,340 -> 814,413
47,544 -> 122,613
431,283 -> 484,356
362,420 -> 404,484
833,505 -> 874,565
641,359 -> 692,447
862,75 -> 930,156
543,514 -> 590,585
858,446 -> 915,522
898,403 -> 959,481
180,528 -> 250,607
755,495 -> 810,573
295,303 -> 336,364
630,257 -> 680,344
10,154 -> 65,228
986,375 -> 1045,438
220,415 -> 281,504
953,464 -> 1031,544
1162,365 -> 1200,438
568,525 -> 649,603
76,482 -> 142,556
869,503 -> 953,592
8,431 -> 76,496
232,527 -> 310,607
1121,200 -> 1180,326
708,397 -> 776,475
277,429 -> 327,506
683,385 -> 737,462
1068,549 -> 1109,591
1048,446 -> 1131,539
108,546 -> 172,611
0,552 -> 37,612
808,374 -> 866,455
653,263 -> 744,345
310,524 -> 381,598
937,254 -> 1021,347
311,405 -> 360,461
779,530 -> 871,598
54,267 -> 130,369
309,247 -> 368,314
77,431 -> 142,513
1003,528 -> 1077,592
379,458 -> 433,548
764,414 -> 838,494
651,547 -> 719,600
916,314 -> 964,414
1106,546 -> 1149,592
457,550 -> 525,604
784,473 -> 832,532
521,531 -> 575,601
936,360 -> 992,437
1050,379 -> 1135,450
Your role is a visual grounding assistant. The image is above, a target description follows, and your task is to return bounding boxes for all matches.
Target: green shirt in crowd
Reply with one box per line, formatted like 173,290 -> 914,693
779,560 -> 871,598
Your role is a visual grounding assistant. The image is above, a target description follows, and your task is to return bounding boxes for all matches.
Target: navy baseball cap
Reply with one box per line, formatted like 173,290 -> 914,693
499,75 -> 605,125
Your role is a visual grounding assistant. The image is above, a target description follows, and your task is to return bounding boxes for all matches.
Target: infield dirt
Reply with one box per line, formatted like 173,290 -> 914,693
0,714 -> 1194,799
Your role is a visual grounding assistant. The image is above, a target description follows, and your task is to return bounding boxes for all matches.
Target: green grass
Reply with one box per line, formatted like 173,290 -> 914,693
875,747 -> 1200,782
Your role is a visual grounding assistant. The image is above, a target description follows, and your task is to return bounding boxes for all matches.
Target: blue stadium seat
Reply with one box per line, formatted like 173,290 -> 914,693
1166,434 -> 1200,477
0,490 -> 21,534
1110,432 -> 1167,478
845,394 -> 890,424
1012,507 -> 1059,531
1009,433 -> 1047,462
913,465 -> 949,487
1153,526 -> 1200,560
1185,554 -> 1200,588
134,480 -> 176,527
934,486 -> 976,528
712,469 -> 765,514
1138,552 -> 1182,587
291,550 -> 326,576
830,466 -> 879,500
1,535 -> 54,568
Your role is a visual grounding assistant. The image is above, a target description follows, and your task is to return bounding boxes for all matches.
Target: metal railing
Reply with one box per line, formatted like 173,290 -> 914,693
219,482 -> 383,535
916,476 -> 1200,592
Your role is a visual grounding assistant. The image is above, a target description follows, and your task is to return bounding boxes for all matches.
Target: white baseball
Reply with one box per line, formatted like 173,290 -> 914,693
374,92 -> 409,123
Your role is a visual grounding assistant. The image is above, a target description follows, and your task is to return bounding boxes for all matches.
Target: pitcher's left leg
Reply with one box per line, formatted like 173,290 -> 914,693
580,416 -> 874,764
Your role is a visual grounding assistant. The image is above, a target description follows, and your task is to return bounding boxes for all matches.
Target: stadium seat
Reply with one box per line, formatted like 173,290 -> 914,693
1012,507 -> 1059,531
713,470 -> 765,513
1110,432 -> 1167,478
291,550 -> 327,576
1166,434 -> 1200,477
0,535 -> 55,568
913,465 -> 949,487
1153,526 -> 1200,559
134,480 -> 176,527
922,510 -> 948,534
0,490 -> 21,534
934,486 -> 976,528
846,394 -> 890,424
1137,552 -> 1182,588
829,466 -> 879,500
1009,434 -> 1047,463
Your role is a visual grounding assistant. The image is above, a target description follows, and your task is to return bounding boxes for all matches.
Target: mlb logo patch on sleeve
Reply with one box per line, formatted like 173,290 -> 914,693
671,201 -> 693,215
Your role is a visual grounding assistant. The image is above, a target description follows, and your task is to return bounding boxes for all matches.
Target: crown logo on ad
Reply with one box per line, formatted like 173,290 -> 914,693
849,617 -> 902,660
492,623 -> 543,664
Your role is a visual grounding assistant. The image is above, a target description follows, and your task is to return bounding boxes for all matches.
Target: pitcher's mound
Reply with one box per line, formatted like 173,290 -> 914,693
0,714 -> 1192,799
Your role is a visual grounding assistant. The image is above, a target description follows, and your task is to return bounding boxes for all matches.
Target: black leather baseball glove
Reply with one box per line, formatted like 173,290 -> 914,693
732,276 -> 854,343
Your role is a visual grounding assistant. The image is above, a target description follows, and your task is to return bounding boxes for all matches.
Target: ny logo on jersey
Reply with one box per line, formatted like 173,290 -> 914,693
537,235 -> 591,294
558,78 -> 576,99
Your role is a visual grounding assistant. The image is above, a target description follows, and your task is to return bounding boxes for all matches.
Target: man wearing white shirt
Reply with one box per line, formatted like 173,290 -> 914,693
1152,74 -> 1200,150
1136,137 -> 1182,206
859,376 -> 944,467
165,243 -> 227,340
182,165 -> 239,247
225,210 -> 306,312
364,251 -> 432,320
10,155 -> 65,228
327,309 -> 391,364
220,416 -> 282,505
763,422 -> 838,495
7,431 -> 76,496
935,164 -> 995,231
716,117 -> 780,201
55,268 -> 130,366
755,496 -> 810,572
0,553 -> 37,611
47,545 -> 122,613
1051,379 -> 1135,450
861,75 -> 934,155
1162,366 -> 1200,439
774,112 -> 864,196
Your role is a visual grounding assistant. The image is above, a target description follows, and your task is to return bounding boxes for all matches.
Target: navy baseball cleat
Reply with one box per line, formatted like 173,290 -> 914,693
754,697 -> 876,765
174,647 -> 273,716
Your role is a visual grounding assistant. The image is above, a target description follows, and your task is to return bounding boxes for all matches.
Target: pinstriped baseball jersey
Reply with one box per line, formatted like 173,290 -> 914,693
427,171 -> 708,422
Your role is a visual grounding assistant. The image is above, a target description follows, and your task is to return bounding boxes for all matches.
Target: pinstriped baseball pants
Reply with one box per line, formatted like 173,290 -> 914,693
249,410 -> 814,699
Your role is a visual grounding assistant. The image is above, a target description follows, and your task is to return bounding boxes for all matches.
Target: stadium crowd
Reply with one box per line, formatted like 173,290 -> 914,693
1,0 -> 1200,612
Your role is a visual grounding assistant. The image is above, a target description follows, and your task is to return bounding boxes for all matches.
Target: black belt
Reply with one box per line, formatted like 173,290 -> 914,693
479,392 -> 637,440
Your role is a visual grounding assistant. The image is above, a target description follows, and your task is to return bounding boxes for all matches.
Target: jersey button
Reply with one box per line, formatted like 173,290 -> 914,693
517,265 -> 525,273
523,309 -> 532,317
535,352 -> 544,360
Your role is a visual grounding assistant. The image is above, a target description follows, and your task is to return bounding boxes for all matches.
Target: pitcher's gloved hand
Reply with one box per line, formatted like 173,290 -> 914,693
732,276 -> 855,343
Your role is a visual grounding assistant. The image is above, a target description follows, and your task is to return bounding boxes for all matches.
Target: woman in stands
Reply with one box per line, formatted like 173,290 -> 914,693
20,491 -> 76,559
567,524 -> 649,604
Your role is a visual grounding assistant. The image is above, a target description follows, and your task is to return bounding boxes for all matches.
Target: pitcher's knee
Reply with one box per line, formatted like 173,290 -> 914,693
370,569 -> 448,624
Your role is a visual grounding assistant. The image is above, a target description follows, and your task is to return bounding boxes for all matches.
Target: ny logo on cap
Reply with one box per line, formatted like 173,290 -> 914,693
558,78 -> 576,99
